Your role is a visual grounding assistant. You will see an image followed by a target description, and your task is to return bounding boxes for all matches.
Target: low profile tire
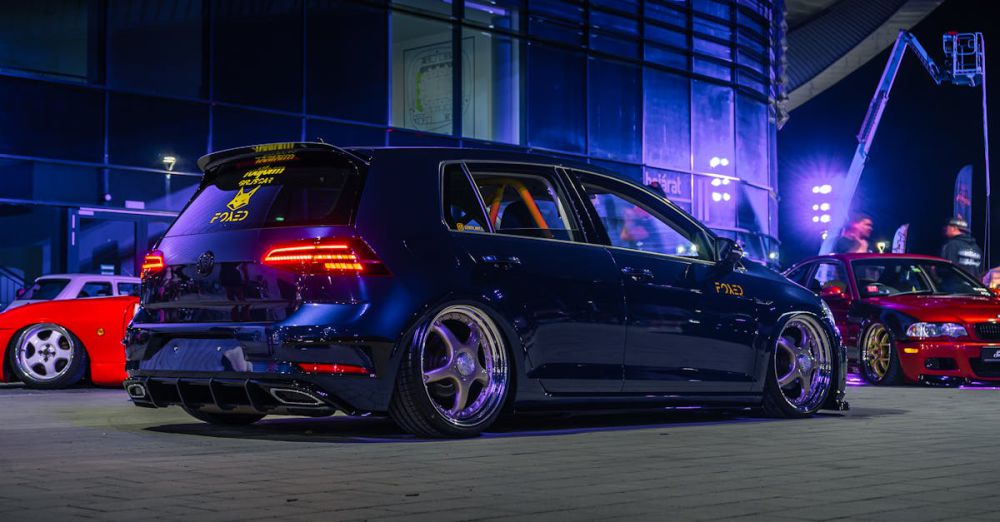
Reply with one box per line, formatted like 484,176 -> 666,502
389,304 -> 512,438
859,323 -> 903,385
8,324 -> 87,389
182,407 -> 265,425
762,314 -> 835,418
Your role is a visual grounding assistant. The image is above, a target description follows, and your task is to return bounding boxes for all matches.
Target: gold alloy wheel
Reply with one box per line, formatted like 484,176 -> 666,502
864,324 -> 892,380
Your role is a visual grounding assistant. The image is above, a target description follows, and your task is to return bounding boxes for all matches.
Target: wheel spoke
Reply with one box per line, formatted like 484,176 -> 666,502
474,366 -> 489,386
777,369 -> 797,387
431,322 -> 462,357
450,380 -> 471,414
41,357 -> 58,376
26,334 -> 43,347
798,368 -> 812,398
777,337 -> 796,358
424,365 -> 458,384
46,331 -> 64,346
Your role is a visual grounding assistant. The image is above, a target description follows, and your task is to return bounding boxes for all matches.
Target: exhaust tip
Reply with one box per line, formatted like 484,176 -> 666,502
268,387 -> 324,406
126,383 -> 147,399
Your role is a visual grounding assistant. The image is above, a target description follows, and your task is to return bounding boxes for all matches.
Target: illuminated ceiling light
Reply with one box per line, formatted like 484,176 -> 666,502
711,192 -> 722,202
709,157 -> 721,168
162,155 -> 177,171
820,202 -> 830,211
812,216 -> 820,223
812,204 -> 820,211
722,193 -> 731,201
820,214 -> 831,223
820,184 -> 833,194
711,177 -> 722,187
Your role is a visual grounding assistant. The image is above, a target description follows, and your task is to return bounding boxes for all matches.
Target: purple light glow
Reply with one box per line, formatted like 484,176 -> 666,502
846,372 -> 867,386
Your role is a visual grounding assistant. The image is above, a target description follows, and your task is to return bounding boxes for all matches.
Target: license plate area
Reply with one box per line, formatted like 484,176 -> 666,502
139,338 -> 252,372
981,347 -> 1000,363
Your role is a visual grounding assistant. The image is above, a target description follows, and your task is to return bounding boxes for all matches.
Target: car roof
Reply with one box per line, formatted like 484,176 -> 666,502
37,274 -> 140,282
792,253 -> 949,266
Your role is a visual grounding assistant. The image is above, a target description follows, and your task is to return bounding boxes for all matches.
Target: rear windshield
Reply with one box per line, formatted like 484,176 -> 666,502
167,150 -> 362,237
22,278 -> 69,300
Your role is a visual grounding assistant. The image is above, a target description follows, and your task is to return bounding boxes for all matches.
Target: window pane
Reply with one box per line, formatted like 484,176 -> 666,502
737,184 -> 768,233
443,165 -> 489,232
23,279 -> 70,300
108,170 -> 200,212
589,59 -> 640,162
307,1 -> 387,123
0,160 -> 99,206
527,43 -> 585,153
78,281 -> 114,298
0,205 -> 65,288
78,218 -> 137,276
462,28 -> 521,144
807,262 -> 847,294
694,174 -> 735,227
0,76 -> 104,162
464,0 -> 520,31
109,0 -> 204,97
643,68 -> 690,171
393,0 -> 451,16
392,13 -> 456,135
118,282 -> 140,296
211,107 -> 301,152
736,94 -> 768,186
109,93 -> 208,172
582,182 -> 709,260
692,80 -> 734,175
306,119 -> 385,147
214,0 -> 303,111
470,169 -> 577,241
0,0 -> 96,81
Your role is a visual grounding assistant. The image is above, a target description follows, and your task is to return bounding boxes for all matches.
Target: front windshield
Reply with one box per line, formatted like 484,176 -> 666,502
851,259 -> 990,298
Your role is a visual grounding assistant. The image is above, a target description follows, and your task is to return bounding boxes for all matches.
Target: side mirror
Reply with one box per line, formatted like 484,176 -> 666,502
15,287 -> 26,299
716,238 -> 744,267
820,285 -> 847,299
989,287 -> 1000,298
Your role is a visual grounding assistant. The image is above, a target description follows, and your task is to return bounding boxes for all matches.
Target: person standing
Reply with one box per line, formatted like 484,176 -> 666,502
940,217 -> 983,278
832,212 -> 874,253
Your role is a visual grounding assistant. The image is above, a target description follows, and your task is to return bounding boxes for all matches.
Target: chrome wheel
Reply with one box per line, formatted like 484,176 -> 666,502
774,316 -> 833,413
419,305 -> 509,427
15,324 -> 76,383
862,324 -> 891,380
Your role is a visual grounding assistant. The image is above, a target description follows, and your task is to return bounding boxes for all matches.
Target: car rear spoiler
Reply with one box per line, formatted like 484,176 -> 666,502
196,142 -> 370,173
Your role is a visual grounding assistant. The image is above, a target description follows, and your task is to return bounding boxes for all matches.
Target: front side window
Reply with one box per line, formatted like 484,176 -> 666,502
579,176 -> 712,261
467,168 -> 578,241
117,282 -> 140,297
851,259 -> 989,298
21,278 -> 70,300
806,262 -> 848,294
78,282 -> 113,298
784,264 -> 813,287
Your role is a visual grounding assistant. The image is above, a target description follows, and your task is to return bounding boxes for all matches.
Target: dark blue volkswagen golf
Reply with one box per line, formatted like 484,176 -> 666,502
124,142 -> 846,437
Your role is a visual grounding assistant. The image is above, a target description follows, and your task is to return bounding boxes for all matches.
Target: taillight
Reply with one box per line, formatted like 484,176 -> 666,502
261,239 -> 388,275
295,362 -> 373,376
141,251 -> 165,275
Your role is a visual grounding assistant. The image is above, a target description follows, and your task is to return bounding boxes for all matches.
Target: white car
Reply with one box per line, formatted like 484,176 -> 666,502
6,274 -> 140,311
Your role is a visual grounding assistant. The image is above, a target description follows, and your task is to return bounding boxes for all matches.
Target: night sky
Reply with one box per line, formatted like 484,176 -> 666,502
778,0 -> 1000,267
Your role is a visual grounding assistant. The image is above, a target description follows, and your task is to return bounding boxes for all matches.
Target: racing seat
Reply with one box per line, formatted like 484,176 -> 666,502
499,201 -> 553,239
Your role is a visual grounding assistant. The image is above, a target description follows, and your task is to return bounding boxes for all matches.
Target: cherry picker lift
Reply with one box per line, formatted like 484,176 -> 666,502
818,31 -> 990,265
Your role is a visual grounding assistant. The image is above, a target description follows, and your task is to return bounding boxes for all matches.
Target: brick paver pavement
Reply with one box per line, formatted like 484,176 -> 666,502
1,383 -> 999,521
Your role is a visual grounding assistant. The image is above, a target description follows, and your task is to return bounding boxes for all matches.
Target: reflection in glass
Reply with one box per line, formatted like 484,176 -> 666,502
392,14 -> 458,135
462,28 -> 520,144
692,80 -> 734,175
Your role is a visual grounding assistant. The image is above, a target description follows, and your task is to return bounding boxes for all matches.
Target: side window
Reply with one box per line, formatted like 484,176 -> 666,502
78,282 -> 113,298
467,167 -> 578,241
442,164 -> 490,233
784,264 -> 813,286
806,262 -> 847,294
579,176 -> 712,261
117,282 -> 140,296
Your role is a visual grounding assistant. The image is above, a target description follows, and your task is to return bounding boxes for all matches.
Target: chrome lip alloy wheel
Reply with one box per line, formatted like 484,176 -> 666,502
774,316 -> 833,412
15,324 -> 75,382
420,305 -> 509,427
863,325 -> 891,380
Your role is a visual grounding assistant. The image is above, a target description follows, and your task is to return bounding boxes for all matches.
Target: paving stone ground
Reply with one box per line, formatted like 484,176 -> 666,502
1,382 -> 1000,521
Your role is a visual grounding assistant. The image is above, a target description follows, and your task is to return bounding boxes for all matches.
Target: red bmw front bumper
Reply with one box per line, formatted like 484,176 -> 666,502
897,341 -> 1000,383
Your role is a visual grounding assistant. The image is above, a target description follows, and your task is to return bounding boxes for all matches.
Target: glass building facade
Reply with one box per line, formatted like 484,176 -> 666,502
0,0 -> 783,304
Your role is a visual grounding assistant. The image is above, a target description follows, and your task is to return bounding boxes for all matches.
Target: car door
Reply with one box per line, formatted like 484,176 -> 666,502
568,169 -> 758,393
441,162 -> 626,393
803,260 -> 859,348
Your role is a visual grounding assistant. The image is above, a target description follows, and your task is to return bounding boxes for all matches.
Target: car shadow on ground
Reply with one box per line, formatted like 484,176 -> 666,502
144,408 -> 859,444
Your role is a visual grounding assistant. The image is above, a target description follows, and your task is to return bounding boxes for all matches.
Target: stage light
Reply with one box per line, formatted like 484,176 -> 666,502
719,158 -> 729,167
721,177 -> 730,185
811,185 -> 820,193
710,157 -> 721,168
820,214 -> 831,223
162,155 -> 176,171
722,193 -> 731,201
712,192 -> 722,202
812,216 -> 820,223
768,252 -> 778,260
820,202 -> 830,211
819,184 -> 832,194
711,177 -> 722,186
812,204 -> 820,211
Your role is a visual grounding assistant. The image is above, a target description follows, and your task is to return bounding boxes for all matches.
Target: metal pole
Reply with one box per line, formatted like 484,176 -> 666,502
981,34 -> 992,270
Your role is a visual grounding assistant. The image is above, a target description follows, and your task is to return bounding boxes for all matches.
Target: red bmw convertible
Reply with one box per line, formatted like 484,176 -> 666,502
0,296 -> 138,388
785,253 -> 1000,385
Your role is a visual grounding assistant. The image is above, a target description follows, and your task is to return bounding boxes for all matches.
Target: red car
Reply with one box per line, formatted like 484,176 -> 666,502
785,253 -> 1000,385
0,296 -> 138,388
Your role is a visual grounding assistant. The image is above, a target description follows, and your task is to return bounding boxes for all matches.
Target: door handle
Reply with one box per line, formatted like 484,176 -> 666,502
621,266 -> 654,281
479,255 -> 522,269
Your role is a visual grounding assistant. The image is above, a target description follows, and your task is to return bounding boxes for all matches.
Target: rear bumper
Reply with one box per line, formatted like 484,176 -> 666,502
897,341 -> 1000,383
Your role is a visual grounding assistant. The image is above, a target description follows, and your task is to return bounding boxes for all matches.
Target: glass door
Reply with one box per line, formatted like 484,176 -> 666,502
68,208 -> 176,276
